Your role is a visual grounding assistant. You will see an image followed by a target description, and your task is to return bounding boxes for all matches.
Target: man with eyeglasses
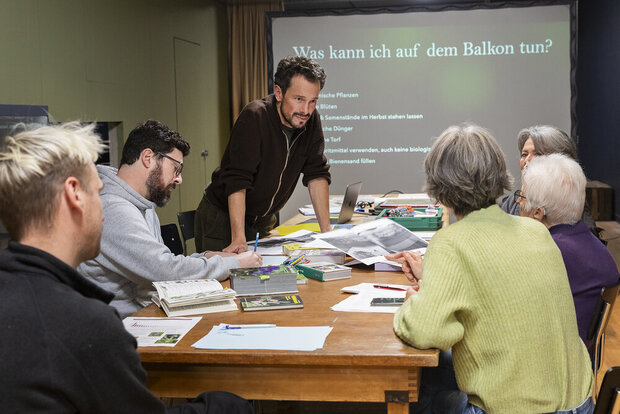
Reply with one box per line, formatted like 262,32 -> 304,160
79,120 -> 262,318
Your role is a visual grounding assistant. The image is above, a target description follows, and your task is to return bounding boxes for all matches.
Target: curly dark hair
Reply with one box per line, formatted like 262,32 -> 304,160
274,56 -> 326,95
120,120 -> 190,166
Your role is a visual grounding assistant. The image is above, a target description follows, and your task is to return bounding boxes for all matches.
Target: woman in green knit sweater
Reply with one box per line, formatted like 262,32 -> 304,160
390,125 -> 593,413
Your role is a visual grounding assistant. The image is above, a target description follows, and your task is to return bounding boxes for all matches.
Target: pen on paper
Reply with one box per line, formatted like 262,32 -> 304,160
253,232 -> 259,252
224,324 -> 276,330
373,284 -> 406,291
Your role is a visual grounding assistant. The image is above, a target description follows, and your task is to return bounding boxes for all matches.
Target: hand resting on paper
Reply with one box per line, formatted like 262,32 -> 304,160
236,251 -> 263,267
405,286 -> 418,300
385,251 -> 423,285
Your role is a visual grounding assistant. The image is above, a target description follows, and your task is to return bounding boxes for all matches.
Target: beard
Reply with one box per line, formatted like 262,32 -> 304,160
146,165 -> 175,207
279,102 -> 310,129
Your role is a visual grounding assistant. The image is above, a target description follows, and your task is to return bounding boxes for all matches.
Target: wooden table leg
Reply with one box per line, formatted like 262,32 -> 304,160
387,401 -> 409,414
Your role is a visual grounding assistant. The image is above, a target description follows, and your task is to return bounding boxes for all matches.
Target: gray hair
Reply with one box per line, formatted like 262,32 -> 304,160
0,122 -> 104,240
517,125 -> 578,160
521,153 -> 585,226
424,124 -> 513,217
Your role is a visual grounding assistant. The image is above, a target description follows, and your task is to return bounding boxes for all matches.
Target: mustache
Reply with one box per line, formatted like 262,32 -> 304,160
293,112 -> 310,118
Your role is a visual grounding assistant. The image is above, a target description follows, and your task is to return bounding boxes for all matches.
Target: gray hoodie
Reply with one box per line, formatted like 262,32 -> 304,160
78,165 -> 240,318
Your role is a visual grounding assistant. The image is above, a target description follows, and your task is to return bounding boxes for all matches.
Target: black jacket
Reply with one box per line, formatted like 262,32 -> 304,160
207,94 -> 331,218
0,242 -> 166,413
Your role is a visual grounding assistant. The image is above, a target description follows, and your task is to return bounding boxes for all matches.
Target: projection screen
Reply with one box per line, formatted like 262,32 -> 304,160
268,3 -> 574,221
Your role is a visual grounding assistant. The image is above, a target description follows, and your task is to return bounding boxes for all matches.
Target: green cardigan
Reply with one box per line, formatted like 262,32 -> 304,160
394,205 -> 592,413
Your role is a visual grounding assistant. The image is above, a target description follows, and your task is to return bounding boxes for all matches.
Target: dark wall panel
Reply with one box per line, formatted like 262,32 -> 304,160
577,0 -> 620,221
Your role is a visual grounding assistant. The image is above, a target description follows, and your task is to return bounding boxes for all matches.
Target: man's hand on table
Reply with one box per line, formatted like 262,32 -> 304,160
223,239 -> 249,253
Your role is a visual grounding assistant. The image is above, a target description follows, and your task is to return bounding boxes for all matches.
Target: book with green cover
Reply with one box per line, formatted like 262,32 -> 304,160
229,265 -> 298,296
239,294 -> 304,311
295,262 -> 352,282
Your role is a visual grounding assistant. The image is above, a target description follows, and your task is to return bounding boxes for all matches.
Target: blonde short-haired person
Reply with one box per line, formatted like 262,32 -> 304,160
519,153 -> 619,356
0,123 -> 253,413
390,124 -> 593,413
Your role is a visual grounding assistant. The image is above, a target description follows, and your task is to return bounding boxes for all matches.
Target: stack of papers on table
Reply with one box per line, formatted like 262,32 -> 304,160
229,265 -> 298,296
298,205 -> 341,216
332,282 -> 410,313
123,316 -> 201,347
310,218 -> 428,265
192,323 -> 333,351
152,279 -> 237,317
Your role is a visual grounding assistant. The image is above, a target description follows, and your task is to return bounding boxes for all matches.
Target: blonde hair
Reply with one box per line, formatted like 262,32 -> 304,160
0,122 -> 104,239
522,153 -> 586,226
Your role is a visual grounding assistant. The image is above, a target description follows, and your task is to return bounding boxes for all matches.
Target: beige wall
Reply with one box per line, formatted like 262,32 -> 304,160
0,0 -> 230,230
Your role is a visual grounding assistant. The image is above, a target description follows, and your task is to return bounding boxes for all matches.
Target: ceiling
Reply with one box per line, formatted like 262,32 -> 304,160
283,0 -> 527,10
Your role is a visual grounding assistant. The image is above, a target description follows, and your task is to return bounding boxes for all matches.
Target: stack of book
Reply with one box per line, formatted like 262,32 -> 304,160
282,243 -> 346,264
239,294 -> 304,312
151,279 -> 237,317
295,262 -> 352,282
229,265 -> 298,296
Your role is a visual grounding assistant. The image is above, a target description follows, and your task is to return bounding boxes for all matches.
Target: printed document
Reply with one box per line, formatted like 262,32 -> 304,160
123,316 -> 201,347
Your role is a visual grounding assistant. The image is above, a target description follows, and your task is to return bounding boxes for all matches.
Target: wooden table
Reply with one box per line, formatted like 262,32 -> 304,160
135,268 -> 438,414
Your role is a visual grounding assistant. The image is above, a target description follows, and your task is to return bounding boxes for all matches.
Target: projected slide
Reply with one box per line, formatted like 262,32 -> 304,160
270,5 -> 571,218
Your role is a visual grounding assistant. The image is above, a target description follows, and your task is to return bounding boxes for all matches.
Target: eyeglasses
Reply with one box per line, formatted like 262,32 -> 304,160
513,189 -> 526,204
157,152 -> 183,177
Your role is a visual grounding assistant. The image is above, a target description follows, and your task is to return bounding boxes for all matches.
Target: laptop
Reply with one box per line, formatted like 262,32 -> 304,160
302,181 -> 363,225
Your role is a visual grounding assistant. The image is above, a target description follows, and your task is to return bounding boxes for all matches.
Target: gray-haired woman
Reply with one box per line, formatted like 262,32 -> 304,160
500,125 -> 602,241
390,124 -> 594,414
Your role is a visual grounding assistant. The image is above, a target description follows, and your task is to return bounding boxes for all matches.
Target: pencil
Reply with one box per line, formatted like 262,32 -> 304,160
253,232 -> 259,252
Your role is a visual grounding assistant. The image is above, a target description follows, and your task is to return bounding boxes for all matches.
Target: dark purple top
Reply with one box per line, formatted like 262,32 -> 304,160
549,221 -> 619,353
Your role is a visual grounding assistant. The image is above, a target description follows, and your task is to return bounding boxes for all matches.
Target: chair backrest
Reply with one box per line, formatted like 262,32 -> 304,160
160,223 -> 183,256
587,281 -> 620,349
587,280 -> 620,402
593,366 -> 620,414
177,210 -> 196,255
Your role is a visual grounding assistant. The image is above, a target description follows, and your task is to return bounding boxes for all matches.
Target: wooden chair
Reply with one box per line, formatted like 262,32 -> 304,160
593,366 -> 620,414
177,210 -> 196,255
588,281 -> 620,402
160,223 -> 183,256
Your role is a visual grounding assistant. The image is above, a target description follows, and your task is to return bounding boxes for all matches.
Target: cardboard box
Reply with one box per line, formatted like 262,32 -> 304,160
586,181 -> 614,221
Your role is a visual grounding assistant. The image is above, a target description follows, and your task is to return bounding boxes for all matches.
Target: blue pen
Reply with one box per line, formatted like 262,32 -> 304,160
253,232 -> 259,252
225,324 -> 276,330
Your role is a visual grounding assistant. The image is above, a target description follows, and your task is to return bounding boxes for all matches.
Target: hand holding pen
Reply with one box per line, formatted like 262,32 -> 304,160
253,232 -> 259,252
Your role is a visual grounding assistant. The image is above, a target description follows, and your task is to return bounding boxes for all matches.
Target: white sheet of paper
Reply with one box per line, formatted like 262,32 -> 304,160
123,316 -> 201,347
261,255 -> 288,265
340,282 -> 411,294
254,245 -> 288,255
192,323 -> 333,351
331,291 -> 407,313
412,232 -> 436,241
302,238 -> 337,249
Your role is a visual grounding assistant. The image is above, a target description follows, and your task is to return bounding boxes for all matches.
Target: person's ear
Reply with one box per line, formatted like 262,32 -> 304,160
274,84 -> 283,102
140,148 -> 155,169
533,207 -> 546,221
64,176 -> 83,211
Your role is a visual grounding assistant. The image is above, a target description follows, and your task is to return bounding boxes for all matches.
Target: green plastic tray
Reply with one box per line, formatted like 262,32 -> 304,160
377,207 -> 443,231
